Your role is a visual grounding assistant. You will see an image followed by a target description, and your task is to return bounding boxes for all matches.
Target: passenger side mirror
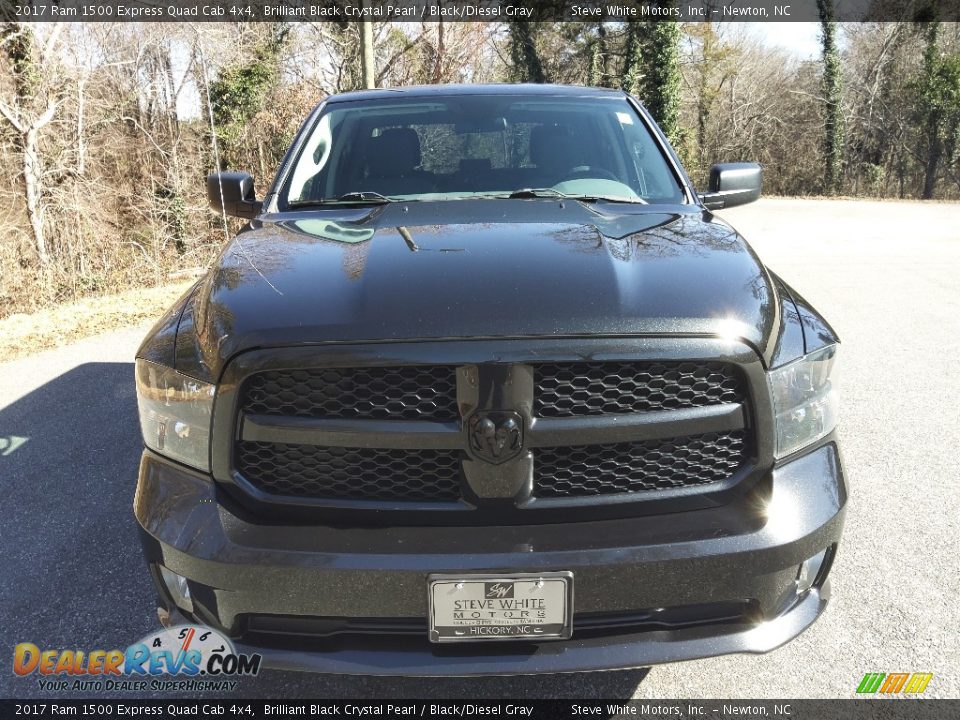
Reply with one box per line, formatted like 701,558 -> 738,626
207,172 -> 262,220
699,163 -> 762,210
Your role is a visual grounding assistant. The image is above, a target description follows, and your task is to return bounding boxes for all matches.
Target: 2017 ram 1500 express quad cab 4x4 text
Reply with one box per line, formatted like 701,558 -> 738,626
134,84 -> 844,675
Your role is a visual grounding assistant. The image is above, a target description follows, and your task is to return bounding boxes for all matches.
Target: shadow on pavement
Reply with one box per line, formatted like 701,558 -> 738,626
0,362 -> 649,699
0,362 -> 159,697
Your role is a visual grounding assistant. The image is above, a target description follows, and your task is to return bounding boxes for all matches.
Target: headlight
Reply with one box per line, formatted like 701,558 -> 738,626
767,345 -> 839,459
135,359 -> 215,472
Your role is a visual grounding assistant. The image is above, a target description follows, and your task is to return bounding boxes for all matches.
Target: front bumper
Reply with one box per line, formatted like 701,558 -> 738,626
134,440 -> 846,676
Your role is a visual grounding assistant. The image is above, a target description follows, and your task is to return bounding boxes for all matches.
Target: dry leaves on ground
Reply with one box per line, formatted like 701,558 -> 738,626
0,282 -> 194,362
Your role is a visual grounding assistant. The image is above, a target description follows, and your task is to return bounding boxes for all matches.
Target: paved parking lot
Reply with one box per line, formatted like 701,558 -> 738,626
1,198 -> 957,699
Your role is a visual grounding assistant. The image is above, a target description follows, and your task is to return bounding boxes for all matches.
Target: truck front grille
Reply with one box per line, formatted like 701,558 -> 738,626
226,353 -> 755,519
534,361 -> 744,417
242,366 -> 458,422
534,431 -> 748,498
236,441 -> 462,501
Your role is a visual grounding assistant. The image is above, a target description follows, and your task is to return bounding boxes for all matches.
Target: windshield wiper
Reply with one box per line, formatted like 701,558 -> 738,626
335,191 -> 395,202
568,195 -> 648,205
507,188 -> 570,199
289,191 -> 396,207
505,188 -> 646,204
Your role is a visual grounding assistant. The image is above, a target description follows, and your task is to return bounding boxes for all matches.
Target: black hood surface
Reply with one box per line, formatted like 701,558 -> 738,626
189,199 -> 778,376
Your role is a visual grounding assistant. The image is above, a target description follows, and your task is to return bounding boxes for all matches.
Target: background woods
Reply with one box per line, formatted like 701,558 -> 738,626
1,18 -> 959,318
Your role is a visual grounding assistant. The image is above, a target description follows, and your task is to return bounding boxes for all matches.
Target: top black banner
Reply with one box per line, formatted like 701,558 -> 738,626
4,0 -> 960,23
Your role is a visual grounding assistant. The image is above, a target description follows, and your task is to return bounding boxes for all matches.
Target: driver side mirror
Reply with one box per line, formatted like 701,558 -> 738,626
699,163 -> 762,210
207,172 -> 262,220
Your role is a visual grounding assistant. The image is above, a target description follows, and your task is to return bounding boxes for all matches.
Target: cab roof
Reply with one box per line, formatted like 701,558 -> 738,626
325,84 -> 630,103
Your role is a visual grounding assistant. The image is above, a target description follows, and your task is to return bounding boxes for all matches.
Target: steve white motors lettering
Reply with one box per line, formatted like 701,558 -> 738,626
455,598 -> 545,610
453,597 -> 547,620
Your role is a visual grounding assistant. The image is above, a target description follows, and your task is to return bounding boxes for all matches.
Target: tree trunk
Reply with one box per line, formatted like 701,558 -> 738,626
818,1 -> 844,194
76,77 -> 86,176
695,23 -> 717,162
0,98 -> 58,266
360,6 -> 375,89
627,14 -> 683,149
433,17 -> 444,84
922,131 -> 942,199
918,20 -> 945,200
508,22 -> 546,84
588,23 -> 610,88
588,39 -> 601,87
620,23 -> 642,96
22,123 -> 49,265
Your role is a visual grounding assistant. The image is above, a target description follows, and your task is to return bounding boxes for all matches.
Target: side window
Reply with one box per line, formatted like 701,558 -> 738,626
288,113 -> 335,202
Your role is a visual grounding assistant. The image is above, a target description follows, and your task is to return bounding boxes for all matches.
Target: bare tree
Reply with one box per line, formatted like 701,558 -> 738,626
2,18 -> 960,320
0,22 -> 62,268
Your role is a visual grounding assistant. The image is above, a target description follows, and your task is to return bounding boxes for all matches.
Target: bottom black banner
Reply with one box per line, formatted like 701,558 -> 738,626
0,700 -> 955,720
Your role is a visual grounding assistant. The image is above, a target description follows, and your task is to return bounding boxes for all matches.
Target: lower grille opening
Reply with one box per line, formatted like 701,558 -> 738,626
235,441 -> 463,501
534,431 -> 748,498
237,601 -> 758,650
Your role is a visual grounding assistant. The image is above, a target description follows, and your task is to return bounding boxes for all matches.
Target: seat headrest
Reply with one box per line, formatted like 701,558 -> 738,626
369,128 -> 422,176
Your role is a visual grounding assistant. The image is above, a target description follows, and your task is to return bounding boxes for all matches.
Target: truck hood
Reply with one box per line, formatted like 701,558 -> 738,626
187,199 -> 778,376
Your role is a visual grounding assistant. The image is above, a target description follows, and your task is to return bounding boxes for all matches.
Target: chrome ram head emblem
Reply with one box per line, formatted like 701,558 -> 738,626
467,411 -> 523,465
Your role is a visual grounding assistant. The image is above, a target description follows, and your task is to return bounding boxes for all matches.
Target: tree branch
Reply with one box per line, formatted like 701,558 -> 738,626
376,29 -> 427,85
32,99 -> 59,132
0,100 -> 24,133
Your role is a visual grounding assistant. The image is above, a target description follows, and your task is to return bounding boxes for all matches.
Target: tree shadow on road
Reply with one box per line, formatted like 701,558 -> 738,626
0,362 -> 160,697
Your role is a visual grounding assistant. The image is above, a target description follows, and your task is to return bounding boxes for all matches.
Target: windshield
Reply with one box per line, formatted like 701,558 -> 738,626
282,94 -> 687,206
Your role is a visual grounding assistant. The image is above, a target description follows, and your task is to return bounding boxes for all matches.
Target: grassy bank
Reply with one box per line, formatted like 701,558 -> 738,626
0,282 -> 194,362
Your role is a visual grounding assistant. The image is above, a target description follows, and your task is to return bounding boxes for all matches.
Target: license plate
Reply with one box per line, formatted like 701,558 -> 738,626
428,572 -> 573,643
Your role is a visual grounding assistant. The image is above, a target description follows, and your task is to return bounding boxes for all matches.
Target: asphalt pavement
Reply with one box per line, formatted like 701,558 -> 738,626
1,198 -> 957,699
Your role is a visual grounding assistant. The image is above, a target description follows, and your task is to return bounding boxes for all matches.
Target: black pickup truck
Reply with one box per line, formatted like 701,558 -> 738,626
134,84 -> 844,675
